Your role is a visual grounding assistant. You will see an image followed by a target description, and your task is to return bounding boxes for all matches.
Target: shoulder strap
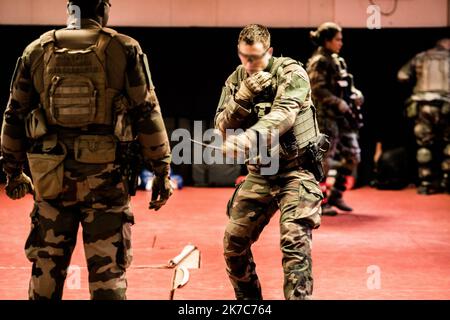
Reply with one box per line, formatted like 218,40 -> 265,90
39,30 -> 57,66
236,65 -> 246,85
270,57 -> 300,77
94,27 -> 117,65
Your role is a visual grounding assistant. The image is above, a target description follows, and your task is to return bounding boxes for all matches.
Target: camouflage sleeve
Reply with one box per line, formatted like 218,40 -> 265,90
250,64 -> 310,136
1,42 -> 40,176
307,56 -> 341,108
123,40 -> 171,176
214,71 -> 252,135
397,55 -> 417,83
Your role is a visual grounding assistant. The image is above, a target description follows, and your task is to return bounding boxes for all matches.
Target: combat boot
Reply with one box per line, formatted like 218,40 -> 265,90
328,190 -> 353,211
321,203 -> 338,216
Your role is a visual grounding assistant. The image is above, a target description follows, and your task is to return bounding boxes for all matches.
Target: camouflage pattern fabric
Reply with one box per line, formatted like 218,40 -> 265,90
306,47 -> 361,194
215,56 -> 323,300
413,103 -> 450,190
1,19 -> 171,299
398,43 -> 450,192
224,170 -> 322,300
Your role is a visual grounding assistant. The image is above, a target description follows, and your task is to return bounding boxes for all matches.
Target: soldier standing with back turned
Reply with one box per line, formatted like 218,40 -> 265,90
1,0 -> 172,299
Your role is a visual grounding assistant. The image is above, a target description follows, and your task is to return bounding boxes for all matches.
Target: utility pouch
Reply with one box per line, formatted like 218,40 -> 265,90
74,135 -> 116,164
26,142 -> 67,200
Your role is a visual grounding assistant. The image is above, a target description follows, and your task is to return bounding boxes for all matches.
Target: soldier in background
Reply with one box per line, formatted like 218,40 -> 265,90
398,38 -> 450,195
307,22 -> 364,215
215,24 -> 326,300
1,0 -> 172,299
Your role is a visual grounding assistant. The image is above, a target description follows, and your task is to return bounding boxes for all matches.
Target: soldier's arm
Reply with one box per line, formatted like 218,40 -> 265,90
250,65 -> 310,136
307,57 -> 342,108
123,41 -> 171,176
214,72 -> 252,135
397,55 -> 417,83
1,42 -> 40,176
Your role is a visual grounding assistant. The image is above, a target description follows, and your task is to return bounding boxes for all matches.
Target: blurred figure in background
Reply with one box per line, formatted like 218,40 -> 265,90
307,22 -> 364,215
398,38 -> 450,195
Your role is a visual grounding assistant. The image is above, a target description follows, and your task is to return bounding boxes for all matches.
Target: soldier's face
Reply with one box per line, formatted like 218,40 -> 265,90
325,32 -> 343,54
238,42 -> 273,75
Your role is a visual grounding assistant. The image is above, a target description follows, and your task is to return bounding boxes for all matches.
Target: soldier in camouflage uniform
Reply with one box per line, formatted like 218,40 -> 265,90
306,22 -> 364,214
215,24 -> 324,300
398,38 -> 450,194
1,0 -> 172,299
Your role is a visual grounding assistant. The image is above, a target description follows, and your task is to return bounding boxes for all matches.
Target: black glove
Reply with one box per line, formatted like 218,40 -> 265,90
149,174 -> 173,211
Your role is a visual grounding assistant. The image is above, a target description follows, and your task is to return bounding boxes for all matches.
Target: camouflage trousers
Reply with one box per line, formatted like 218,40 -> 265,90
223,169 -> 322,300
413,102 -> 450,190
319,116 -> 360,195
25,161 -> 133,300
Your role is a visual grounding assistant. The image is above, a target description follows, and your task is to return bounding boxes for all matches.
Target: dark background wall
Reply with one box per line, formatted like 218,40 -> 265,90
0,25 -> 449,185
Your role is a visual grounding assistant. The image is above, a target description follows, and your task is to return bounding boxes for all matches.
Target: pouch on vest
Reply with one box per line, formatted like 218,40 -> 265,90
27,142 -> 67,200
40,29 -> 116,129
25,106 -> 48,139
74,135 -> 116,164
49,75 -> 97,127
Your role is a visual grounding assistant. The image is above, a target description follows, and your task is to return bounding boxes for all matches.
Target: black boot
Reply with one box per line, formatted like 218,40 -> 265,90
321,203 -> 338,216
328,190 -> 353,211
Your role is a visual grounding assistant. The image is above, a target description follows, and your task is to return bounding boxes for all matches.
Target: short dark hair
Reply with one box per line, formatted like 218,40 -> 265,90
310,22 -> 342,46
67,0 -> 110,18
238,24 -> 271,49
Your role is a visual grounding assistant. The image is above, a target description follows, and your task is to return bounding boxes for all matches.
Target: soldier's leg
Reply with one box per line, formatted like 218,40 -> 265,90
80,165 -> 133,300
276,170 -> 322,300
223,173 -> 278,300
440,103 -> 450,192
81,206 -> 133,300
414,104 -> 440,194
319,117 -> 339,216
25,201 -> 79,300
441,144 -> 450,192
329,131 -> 360,211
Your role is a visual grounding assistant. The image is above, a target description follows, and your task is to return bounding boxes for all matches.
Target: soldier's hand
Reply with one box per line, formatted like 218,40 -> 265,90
5,172 -> 34,200
222,130 -> 257,159
337,99 -> 351,114
149,174 -> 173,211
235,71 -> 272,104
352,90 -> 364,107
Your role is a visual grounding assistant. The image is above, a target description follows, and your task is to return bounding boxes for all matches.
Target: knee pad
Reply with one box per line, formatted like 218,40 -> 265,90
418,167 -> 432,179
444,144 -> 450,158
417,147 -> 432,164
414,123 -> 432,141
441,159 -> 450,172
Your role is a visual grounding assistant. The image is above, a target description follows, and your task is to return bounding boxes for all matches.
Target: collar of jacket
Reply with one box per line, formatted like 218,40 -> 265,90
318,46 -> 335,57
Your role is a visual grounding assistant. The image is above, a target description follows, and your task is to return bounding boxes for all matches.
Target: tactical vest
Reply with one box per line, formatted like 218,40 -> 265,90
39,27 -> 117,128
416,49 -> 449,93
235,57 -> 320,161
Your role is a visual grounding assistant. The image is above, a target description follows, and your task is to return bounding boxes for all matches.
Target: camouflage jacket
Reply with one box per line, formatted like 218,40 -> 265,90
1,19 -> 171,177
306,47 -> 348,117
397,45 -> 449,96
214,57 -> 313,161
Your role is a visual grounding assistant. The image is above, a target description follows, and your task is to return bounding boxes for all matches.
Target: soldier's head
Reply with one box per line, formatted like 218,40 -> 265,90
67,0 -> 111,27
310,22 -> 343,54
237,24 -> 273,75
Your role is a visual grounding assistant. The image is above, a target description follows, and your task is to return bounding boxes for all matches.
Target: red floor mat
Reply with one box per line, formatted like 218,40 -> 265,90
0,185 -> 449,299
